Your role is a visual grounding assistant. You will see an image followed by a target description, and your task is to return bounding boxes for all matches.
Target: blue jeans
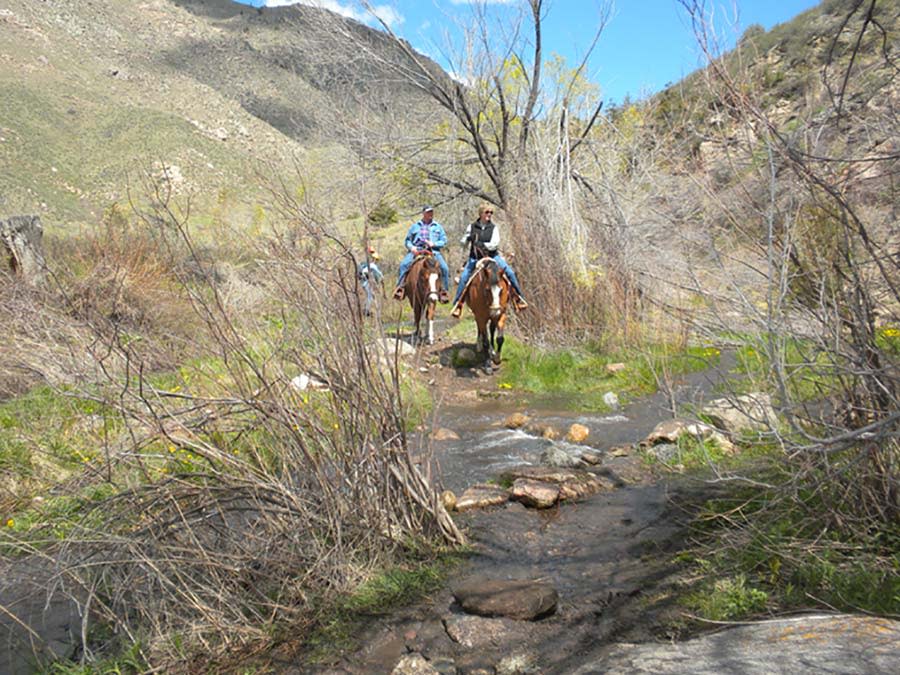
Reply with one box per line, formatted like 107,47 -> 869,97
453,254 -> 524,304
361,279 -> 375,314
397,251 -> 449,290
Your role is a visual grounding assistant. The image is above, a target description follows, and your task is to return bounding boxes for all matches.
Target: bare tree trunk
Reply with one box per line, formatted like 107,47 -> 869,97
1,215 -> 46,285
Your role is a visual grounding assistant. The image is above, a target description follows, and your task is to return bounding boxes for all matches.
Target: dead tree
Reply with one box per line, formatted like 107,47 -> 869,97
1,215 -> 46,285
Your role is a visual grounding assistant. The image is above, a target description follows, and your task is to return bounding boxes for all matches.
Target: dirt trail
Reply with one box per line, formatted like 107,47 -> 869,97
273,336 -> 732,674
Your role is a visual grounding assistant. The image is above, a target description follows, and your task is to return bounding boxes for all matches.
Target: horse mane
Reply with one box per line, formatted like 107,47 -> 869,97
475,257 -> 500,285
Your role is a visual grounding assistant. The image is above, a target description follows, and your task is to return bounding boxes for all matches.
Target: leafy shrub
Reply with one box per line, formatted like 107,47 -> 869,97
367,201 -> 397,228
686,574 -> 768,620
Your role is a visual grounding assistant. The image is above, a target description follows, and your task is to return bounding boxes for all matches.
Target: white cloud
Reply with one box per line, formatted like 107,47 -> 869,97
371,5 -> 404,28
263,1 -> 404,28
448,0 -> 519,5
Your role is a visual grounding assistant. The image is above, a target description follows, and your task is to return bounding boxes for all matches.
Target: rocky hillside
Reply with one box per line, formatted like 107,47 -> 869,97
648,0 -> 899,177
0,0 -> 438,229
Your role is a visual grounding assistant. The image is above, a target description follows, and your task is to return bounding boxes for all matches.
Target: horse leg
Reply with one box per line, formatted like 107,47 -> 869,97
481,326 -> 493,375
412,305 -> 422,344
491,319 -> 505,365
426,301 -> 435,345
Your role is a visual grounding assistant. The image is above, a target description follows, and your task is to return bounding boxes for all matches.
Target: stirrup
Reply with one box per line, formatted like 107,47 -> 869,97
392,286 -> 405,300
450,303 -> 463,318
439,290 -> 450,304
514,297 -> 528,311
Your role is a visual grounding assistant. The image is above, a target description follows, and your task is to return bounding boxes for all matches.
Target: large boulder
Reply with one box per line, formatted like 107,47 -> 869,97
643,419 -> 735,454
453,577 -> 559,620
571,615 -> 900,674
702,393 -> 777,434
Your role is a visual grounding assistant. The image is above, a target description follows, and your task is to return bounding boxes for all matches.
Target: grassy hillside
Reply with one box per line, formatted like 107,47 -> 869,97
0,0 -> 433,232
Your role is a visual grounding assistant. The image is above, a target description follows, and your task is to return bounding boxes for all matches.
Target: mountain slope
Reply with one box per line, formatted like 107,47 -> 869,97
0,0 -> 435,229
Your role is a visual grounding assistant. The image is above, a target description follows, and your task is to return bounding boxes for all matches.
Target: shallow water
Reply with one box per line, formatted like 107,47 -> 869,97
428,350 -> 737,493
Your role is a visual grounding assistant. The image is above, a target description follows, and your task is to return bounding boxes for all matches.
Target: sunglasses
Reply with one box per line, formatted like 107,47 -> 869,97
484,210 -> 494,215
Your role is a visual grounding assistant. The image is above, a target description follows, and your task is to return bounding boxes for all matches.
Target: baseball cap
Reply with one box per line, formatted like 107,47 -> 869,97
422,205 -> 434,213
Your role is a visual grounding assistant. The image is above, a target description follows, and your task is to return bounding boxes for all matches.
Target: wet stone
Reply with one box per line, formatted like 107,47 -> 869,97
453,577 -> 559,621
428,656 -> 458,675
504,412 -> 530,428
392,653 -> 441,675
432,427 -> 460,441
541,445 -> 584,468
580,450 -> 603,464
496,652 -> 540,675
566,423 -> 590,443
526,422 -> 559,439
444,614 -> 524,648
499,466 -> 581,484
441,490 -> 457,511
455,484 -> 509,511
511,478 -> 559,508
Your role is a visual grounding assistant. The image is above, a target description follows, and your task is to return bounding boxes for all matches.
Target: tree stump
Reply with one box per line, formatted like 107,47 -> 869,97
1,215 -> 46,285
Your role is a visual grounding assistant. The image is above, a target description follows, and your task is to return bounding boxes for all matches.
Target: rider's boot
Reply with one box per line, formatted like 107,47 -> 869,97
514,294 -> 528,311
450,300 -> 463,318
392,285 -> 405,300
439,289 -> 450,304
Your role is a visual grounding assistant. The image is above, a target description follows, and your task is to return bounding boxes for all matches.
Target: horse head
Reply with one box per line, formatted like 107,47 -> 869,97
476,259 -> 507,318
406,251 -> 441,345
466,258 -> 510,374
418,252 -> 441,304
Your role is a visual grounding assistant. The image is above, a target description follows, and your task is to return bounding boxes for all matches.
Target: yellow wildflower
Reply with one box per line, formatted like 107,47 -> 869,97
6,519 -> 14,528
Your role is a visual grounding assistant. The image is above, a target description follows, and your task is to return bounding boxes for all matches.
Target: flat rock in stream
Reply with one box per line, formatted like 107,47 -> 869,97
500,466 -> 608,502
572,614 -> 900,674
443,615 -> 536,651
453,578 -> 559,620
499,466 -> 582,484
455,484 -> 509,511
511,478 -> 560,508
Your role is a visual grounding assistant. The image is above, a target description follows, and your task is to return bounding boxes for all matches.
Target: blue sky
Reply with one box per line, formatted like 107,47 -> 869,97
234,0 -> 822,104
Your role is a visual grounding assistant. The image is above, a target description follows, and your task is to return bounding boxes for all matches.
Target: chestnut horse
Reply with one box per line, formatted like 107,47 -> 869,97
404,252 -> 442,345
464,258 -> 510,374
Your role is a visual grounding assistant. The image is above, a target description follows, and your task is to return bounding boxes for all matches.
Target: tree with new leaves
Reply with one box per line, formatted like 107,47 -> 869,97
356,0 -> 608,212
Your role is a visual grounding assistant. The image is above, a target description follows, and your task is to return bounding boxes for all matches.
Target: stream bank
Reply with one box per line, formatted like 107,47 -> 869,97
266,340 -> 740,673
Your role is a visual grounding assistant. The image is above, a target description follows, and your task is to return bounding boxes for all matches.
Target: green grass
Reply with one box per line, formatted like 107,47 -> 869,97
0,75 -> 269,229
684,573 -> 769,621
490,339 -> 720,411
45,640 -> 147,674
0,386 -> 115,490
302,553 -> 465,663
673,465 -> 900,624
